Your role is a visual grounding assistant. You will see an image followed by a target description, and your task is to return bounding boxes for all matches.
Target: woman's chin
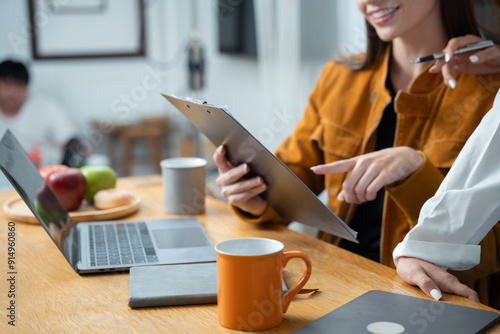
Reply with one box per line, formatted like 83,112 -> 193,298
374,31 -> 397,43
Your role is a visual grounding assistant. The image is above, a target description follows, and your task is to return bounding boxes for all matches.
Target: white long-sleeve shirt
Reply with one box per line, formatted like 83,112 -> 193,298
393,91 -> 500,271
0,95 -> 76,167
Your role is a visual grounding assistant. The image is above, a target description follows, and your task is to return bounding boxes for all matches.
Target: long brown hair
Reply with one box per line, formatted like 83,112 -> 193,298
475,0 -> 500,40
344,0 -> 481,70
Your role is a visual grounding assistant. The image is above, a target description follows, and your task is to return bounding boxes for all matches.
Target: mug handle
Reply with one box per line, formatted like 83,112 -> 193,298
281,250 -> 312,313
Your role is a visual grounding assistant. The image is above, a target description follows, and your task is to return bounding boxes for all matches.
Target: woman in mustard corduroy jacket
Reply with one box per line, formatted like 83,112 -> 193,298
213,0 -> 500,305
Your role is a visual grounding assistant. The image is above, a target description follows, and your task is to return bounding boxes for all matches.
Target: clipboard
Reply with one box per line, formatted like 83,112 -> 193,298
162,94 -> 357,243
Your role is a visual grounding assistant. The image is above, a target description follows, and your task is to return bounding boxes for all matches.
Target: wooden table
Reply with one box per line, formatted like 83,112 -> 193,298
1,175 -> 499,333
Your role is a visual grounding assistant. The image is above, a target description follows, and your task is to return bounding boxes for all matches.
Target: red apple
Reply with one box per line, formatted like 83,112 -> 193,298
46,168 -> 86,211
39,164 -> 69,181
35,182 -> 67,227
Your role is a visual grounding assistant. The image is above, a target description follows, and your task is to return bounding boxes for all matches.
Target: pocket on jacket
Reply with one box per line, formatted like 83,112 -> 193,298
310,121 -> 362,204
311,121 -> 362,162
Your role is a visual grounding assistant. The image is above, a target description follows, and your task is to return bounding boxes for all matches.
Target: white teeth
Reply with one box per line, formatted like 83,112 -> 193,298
372,7 -> 397,19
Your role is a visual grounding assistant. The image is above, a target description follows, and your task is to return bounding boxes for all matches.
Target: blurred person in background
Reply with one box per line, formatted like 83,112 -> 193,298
0,59 -> 89,168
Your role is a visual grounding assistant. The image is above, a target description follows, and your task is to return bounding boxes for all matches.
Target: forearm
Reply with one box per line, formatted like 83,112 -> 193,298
393,181 -> 500,271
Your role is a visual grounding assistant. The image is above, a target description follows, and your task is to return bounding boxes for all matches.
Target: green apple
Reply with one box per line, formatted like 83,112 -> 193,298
80,166 -> 117,203
35,197 -> 66,227
35,199 -> 50,227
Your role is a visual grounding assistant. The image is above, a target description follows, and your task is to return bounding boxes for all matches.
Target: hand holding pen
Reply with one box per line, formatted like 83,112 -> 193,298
411,40 -> 494,63
425,35 -> 500,89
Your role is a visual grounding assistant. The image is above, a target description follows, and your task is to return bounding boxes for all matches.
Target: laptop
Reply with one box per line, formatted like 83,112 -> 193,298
0,129 -> 216,274
293,290 -> 500,334
162,94 -> 358,243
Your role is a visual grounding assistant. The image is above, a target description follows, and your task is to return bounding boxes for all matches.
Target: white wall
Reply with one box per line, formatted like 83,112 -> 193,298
336,0 -> 366,55
0,0 -> 364,156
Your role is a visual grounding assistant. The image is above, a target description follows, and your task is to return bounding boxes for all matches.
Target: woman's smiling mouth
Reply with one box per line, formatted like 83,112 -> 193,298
369,6 -> 400,24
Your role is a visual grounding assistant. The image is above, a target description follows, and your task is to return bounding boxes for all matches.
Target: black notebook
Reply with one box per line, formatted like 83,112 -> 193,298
129,262 -> 218,308
293,290 -> 499,334
129,262 -> 289,308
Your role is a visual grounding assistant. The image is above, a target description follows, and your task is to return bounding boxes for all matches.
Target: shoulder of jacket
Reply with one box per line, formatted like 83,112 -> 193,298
456,72 -> 500,94
318,54 -> 380,87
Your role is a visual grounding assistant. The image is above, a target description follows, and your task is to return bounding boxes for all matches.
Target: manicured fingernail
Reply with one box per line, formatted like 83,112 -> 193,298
242,163 -> 249,172
310,166 -> 318,171
469,55 -> 479,63
428,65 -> 435,73
448,79 -> 456,89
430,289 -> 442,301
337,193 -> 344,201
445,53 -> 451,62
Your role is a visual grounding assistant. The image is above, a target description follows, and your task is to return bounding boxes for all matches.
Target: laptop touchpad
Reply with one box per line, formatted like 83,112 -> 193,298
153,227 -> 211,249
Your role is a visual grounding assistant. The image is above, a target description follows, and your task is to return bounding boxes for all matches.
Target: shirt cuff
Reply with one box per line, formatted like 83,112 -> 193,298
393,240 -> 481,271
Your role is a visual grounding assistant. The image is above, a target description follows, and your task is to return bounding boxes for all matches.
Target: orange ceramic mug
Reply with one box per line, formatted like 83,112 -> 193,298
215,237 -> 312,330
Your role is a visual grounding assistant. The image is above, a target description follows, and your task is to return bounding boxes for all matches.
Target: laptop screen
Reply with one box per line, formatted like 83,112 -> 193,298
0,129 -> 78,270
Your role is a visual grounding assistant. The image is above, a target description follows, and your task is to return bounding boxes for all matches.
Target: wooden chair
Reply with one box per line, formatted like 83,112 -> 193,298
94,115 -> 169,176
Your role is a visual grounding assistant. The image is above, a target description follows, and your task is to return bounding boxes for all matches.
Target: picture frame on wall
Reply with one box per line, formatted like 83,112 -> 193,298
28,0 -> 146,60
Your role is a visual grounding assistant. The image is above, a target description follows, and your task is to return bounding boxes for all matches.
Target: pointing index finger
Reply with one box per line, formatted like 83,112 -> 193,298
311,158 -> 356,175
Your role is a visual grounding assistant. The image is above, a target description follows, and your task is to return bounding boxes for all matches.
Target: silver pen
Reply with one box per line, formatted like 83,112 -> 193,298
410,40 -> 494,64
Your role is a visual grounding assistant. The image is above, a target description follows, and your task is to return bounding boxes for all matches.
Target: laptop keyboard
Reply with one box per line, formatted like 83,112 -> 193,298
88,222 -> 159,267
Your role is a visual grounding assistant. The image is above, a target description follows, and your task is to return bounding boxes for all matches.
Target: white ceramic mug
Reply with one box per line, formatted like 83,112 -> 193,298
160,157 -> 207,215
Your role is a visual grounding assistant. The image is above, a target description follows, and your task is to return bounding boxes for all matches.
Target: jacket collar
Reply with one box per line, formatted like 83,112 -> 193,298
376,44 -> 443,117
